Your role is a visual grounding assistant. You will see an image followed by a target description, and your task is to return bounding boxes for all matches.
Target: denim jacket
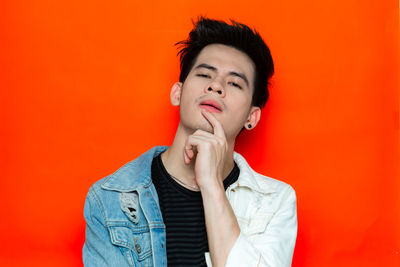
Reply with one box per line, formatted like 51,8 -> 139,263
83,146 -> 297,266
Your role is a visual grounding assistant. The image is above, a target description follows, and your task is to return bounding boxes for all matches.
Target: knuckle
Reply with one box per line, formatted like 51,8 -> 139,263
194,129 -> 207,136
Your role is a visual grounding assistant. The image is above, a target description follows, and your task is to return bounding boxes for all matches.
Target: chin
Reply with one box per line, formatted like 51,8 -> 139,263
195,121 -> 214,134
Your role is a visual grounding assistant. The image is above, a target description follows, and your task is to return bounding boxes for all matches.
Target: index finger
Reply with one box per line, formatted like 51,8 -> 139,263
201,109 -> 225,138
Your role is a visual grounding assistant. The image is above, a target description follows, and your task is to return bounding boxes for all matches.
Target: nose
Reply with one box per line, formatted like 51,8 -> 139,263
205,79 -> 225,97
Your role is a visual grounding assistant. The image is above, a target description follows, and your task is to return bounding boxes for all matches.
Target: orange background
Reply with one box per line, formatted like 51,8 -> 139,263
1,0 -> 399,266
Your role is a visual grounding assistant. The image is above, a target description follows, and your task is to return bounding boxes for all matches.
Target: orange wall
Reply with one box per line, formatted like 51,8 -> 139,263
1,0 -> 399,266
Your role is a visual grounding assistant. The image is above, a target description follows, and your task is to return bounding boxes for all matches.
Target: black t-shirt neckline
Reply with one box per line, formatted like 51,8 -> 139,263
155,153 -> 240,197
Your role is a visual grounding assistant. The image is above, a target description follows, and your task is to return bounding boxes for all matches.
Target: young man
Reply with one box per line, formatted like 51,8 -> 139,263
83,17 -> 297,267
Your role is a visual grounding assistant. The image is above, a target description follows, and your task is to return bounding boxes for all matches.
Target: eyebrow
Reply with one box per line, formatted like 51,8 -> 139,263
194,63 -> 249,87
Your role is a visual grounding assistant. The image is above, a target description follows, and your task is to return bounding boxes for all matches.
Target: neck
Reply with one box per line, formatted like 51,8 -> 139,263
161,123 -> 235,185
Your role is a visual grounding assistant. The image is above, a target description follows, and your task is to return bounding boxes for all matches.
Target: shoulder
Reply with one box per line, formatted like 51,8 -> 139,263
85,146 -> 168,215
88,146 -> 168,193
233,151 -> 296,198
254,172 -> 296,197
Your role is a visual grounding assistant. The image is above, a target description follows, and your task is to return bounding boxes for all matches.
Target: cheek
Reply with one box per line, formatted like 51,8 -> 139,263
228,91 -> 252,110
179,88 -> 199,113
228,95 -> 253,121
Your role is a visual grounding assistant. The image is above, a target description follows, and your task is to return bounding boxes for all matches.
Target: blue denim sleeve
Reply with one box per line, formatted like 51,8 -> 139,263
82,186 -> 130,267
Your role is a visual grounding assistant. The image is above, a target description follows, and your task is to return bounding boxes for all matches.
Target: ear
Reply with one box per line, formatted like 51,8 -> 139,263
244,106 -> 261,130
170,82 -> 182,106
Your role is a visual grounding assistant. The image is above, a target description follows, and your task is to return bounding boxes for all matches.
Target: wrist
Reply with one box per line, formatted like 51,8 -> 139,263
199,178 -> 225,199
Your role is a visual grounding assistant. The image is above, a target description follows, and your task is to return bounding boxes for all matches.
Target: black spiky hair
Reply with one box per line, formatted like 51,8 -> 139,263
176,17 -> 274,108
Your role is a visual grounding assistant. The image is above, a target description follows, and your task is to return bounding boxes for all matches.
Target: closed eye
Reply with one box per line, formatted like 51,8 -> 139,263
196,73 -> 211,78
229,81 -> 242,89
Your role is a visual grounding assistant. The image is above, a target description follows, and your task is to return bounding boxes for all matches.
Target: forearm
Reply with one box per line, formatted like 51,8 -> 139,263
202,184 -> 240,267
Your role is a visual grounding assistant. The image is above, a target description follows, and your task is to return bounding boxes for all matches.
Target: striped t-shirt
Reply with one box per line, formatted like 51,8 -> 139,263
151,153 -> 239,266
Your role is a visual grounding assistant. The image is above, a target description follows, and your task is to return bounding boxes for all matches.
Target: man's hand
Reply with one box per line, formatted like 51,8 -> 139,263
183,109 -> 228,190
183,108 -> 240,267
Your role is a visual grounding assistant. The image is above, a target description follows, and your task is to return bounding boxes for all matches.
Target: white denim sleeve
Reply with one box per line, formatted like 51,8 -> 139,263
225,186 -> 297,267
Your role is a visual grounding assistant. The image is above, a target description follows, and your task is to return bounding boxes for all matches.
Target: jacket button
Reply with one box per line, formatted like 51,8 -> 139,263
135,244 -> 141,253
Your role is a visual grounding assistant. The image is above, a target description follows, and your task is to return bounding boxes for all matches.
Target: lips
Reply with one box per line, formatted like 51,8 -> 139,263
199,100 -> 222,112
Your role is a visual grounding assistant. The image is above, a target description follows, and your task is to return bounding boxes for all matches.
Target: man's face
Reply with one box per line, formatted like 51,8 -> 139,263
173,44 -> 259,142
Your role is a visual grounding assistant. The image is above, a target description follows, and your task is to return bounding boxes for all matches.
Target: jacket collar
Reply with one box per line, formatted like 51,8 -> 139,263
101,146 -> 276,194
233,152 -> 277,194
101,146 -> 168,192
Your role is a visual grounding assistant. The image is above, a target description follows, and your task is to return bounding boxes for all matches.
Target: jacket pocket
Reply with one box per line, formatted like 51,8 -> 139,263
108,223 -> 153,266
244,212 -> 274,236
